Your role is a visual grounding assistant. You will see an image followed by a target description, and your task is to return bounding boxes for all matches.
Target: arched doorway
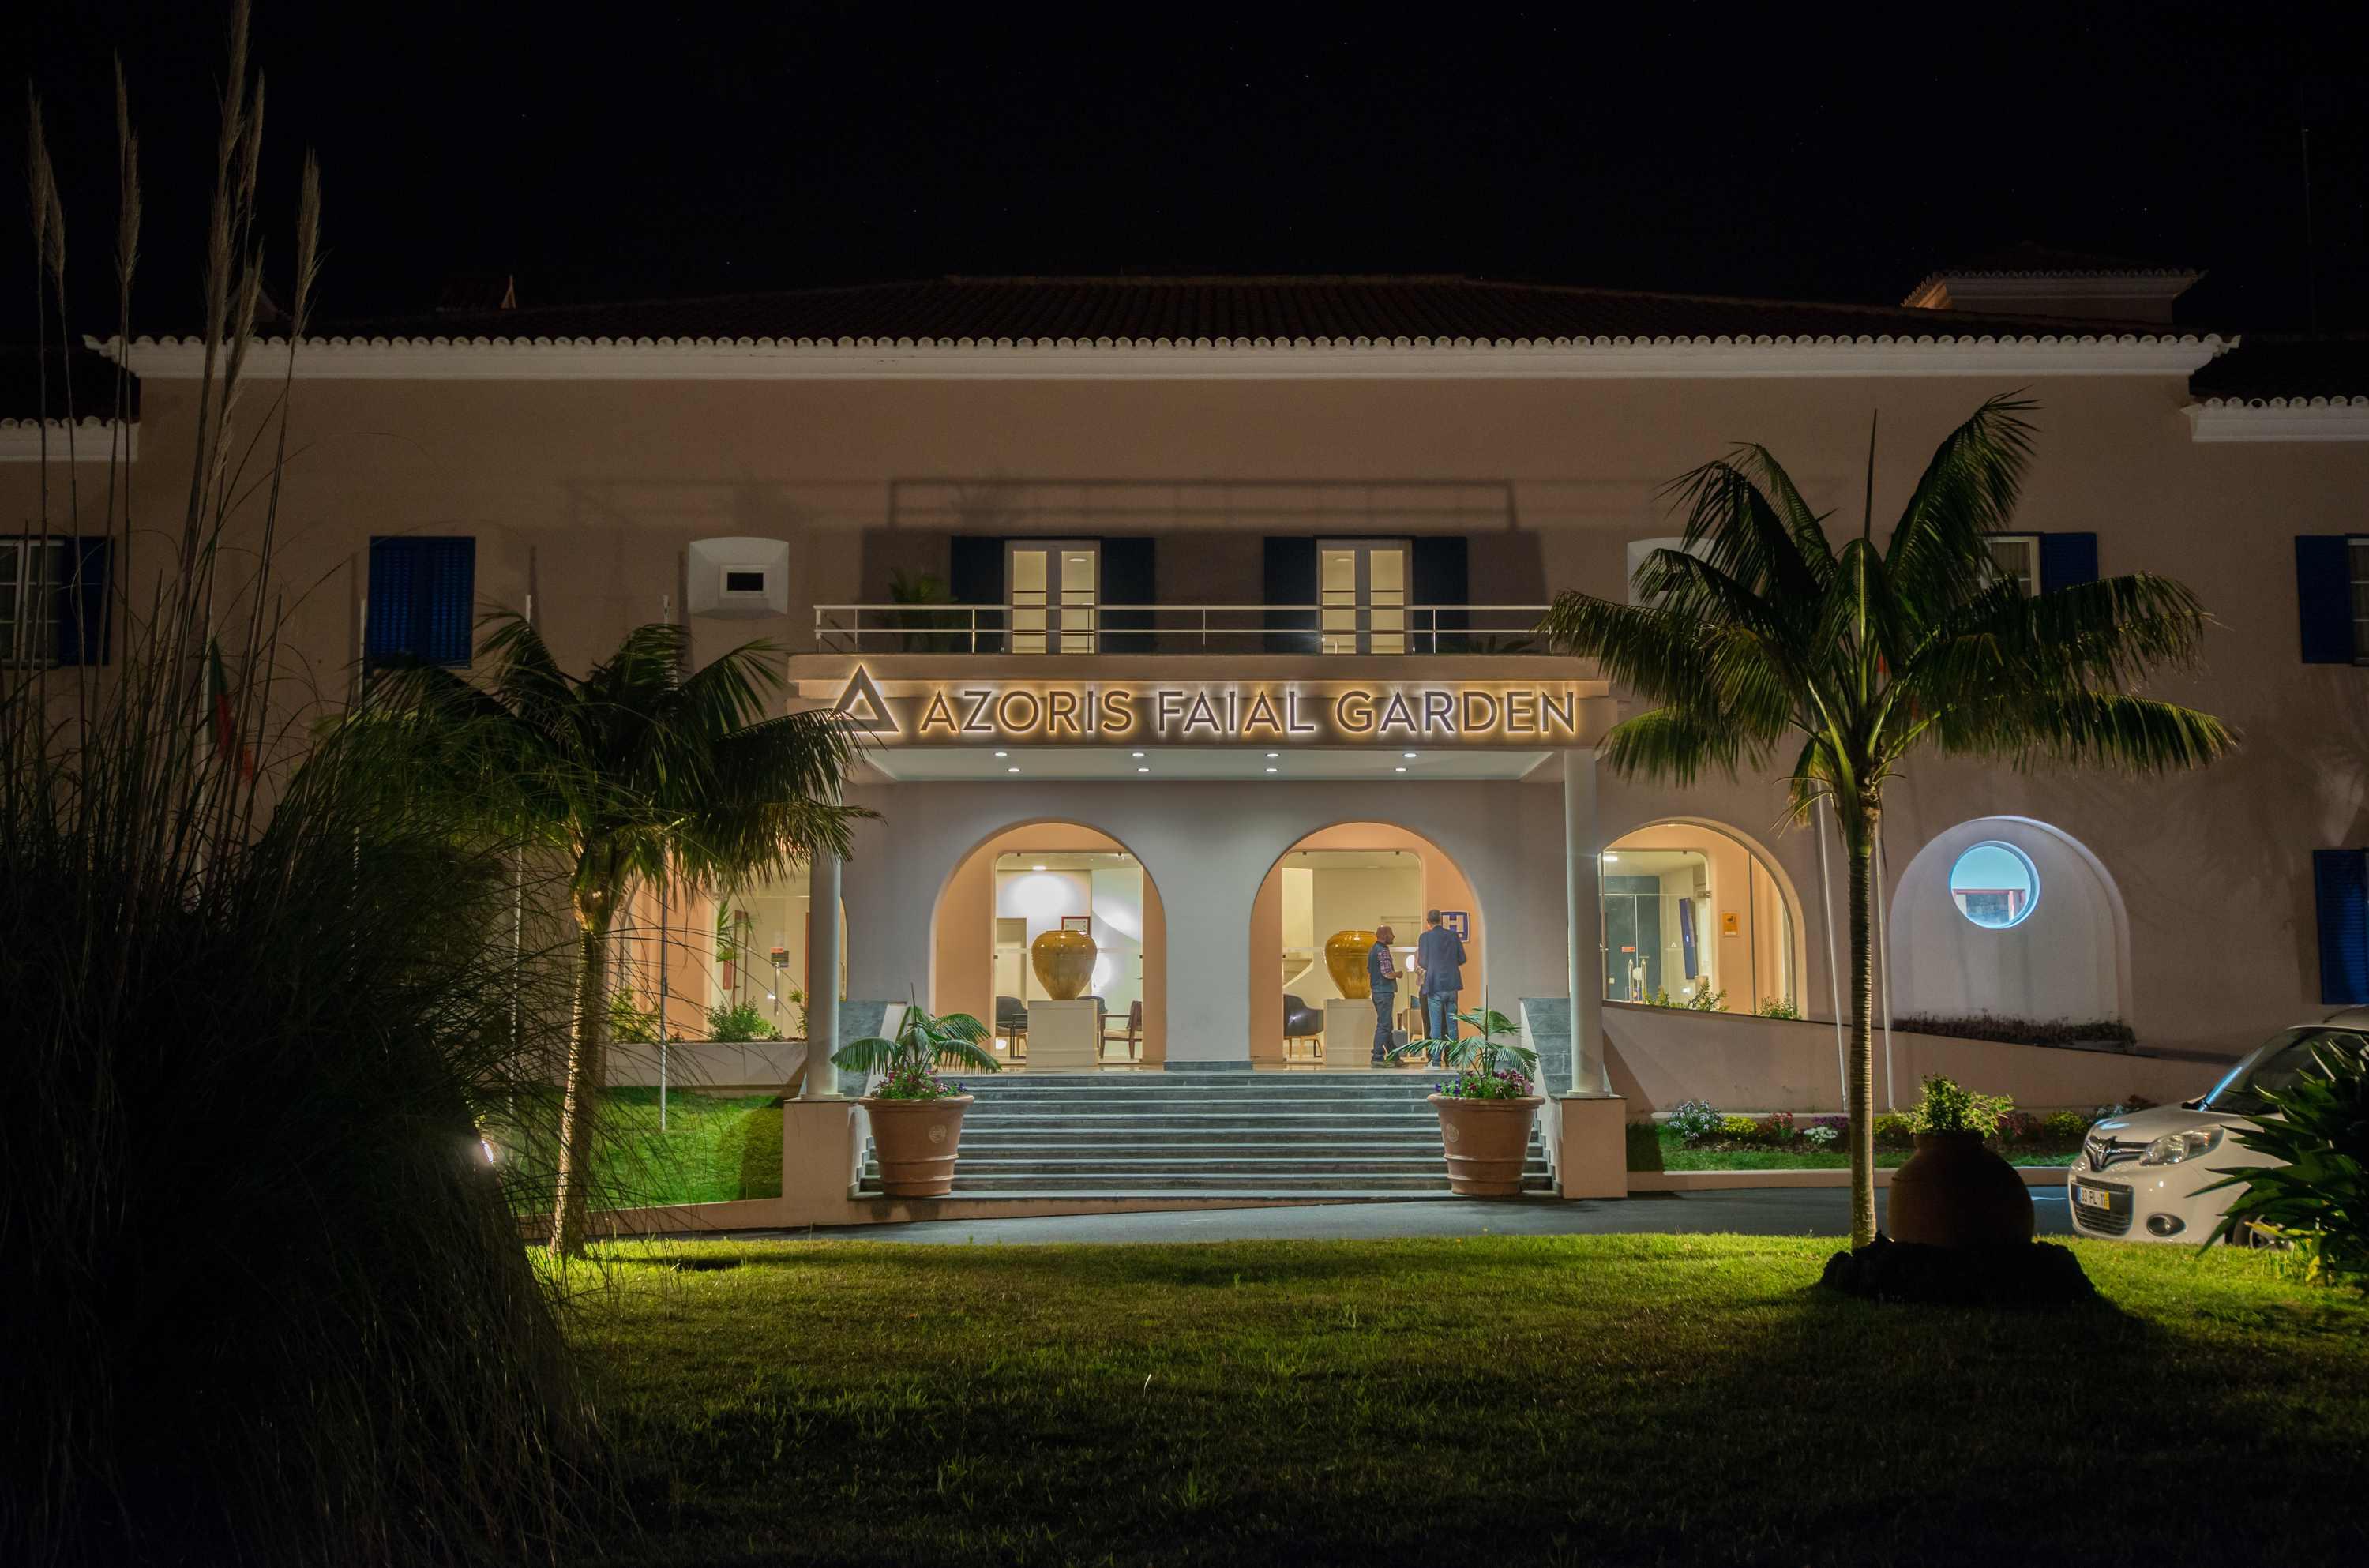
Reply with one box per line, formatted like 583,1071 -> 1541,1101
1603,819 -> 1804,1016
1887,816 -> 2130,1026
606,872 -> 849,1045
931,821 -> 1169,1067
1247,822 -> 1485,1067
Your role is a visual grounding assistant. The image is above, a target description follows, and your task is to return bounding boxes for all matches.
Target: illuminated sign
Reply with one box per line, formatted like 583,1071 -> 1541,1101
815,667 -> 1600,748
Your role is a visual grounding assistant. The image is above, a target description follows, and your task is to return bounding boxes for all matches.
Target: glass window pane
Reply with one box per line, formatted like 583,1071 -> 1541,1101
1949,840 -> 2040,929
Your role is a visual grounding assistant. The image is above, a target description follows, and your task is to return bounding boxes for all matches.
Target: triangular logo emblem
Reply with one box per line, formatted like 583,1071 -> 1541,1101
831,665 -> 898,735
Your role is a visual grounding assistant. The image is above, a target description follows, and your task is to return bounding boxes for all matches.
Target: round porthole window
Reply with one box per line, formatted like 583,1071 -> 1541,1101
1948,841 -> 2039,930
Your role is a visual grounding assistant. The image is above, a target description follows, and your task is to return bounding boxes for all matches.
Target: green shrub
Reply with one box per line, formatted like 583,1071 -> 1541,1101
1871,1113 -> 1917,1150
1685,986 -> 1728,1012
1909,1075 -> 2014,1137
1665,1099 -> 1722,1145
610,988 -> 668,1045
2202,1041 -> 2369,1289
1893,1012 -> 2135,1050
2043,1110 -> 2093,1142
1756,997 -> 1802,1020
706,1002 -> 787,1042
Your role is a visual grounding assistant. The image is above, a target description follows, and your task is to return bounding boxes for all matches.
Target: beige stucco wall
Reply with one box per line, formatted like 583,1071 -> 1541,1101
19,365 -> 2369,1059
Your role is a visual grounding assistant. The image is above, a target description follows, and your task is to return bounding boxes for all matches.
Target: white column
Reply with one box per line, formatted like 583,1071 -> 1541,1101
1563,751 -> 1607,1094
803,849 -> 843,1099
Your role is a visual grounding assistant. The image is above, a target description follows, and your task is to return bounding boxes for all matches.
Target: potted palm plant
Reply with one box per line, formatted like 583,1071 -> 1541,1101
1391,1007 -> 1542,1197
1887,1075 -> 2033,1247
832,1003 -> 1001,1197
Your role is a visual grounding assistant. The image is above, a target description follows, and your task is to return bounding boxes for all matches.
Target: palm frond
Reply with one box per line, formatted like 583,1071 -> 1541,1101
1537,591 -> 1714,706
1881,392 -> 2039,608
1658,455 -> 1827,604
1937,690 -> 2238,774
1597,706 -> 1760,786
829,1035 -> 896,1074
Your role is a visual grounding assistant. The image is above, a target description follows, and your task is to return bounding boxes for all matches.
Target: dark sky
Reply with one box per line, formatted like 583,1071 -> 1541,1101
11,1 -> 2368,335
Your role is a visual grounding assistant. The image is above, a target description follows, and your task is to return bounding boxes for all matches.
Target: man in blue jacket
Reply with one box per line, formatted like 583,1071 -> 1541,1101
1415,909 -> 1466,1064
1366,925 -> 1399,1067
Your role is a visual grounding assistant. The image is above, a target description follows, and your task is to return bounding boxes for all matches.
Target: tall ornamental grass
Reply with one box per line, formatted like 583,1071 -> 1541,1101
5,6 -> 608,1562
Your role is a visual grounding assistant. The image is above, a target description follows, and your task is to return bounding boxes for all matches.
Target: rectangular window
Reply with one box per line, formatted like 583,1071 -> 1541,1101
1319,538 -> 1410,654
2351,539 -> 2369,662
366,536 -> 476,666
1006,540 -> 1097,654
1988,535 -> 2040,597
0,536 -> 107,666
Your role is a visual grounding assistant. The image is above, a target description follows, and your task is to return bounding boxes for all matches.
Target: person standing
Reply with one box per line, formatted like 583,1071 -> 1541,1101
1415,910 -> 1466,1063
1366,925 -> 1399,1066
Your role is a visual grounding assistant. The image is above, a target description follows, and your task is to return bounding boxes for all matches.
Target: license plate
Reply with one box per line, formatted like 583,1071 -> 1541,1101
2075,1184 -> 2113,1210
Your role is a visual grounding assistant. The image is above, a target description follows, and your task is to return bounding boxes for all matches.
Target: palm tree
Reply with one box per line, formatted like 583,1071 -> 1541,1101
364,613 -> 864,1256
1541,395 -> 2233,1248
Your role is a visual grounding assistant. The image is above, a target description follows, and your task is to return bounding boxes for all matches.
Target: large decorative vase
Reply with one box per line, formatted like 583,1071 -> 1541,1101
1325,929 -> 1376,1000
1888,1131 -> 2035,1247
860,1094 -> 976,1198
1429,1093 -> 1545,1197
1030,928 -> 1098,1001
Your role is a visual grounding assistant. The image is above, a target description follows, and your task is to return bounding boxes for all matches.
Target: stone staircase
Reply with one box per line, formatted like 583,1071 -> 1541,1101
855,1071 -> 1552,1202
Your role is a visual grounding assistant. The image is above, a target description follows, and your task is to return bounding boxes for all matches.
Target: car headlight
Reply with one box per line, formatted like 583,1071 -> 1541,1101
2142,1127 -> 2222,1165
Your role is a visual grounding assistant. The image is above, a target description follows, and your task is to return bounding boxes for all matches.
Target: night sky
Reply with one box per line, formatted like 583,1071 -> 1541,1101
11,1 -> 2368,335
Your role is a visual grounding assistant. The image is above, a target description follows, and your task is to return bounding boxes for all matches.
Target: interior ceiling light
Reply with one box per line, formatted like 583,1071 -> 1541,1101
1006,766 -> 1020,774
994,750 -> 1008,758
1603,853 -> 1620,862
1132,751 -> 1145,758
1032,864 -> 1047,872
1403,752 -> 1418,759
1136,766 -> 1149,773
1265,766 -> 1278,773
1394,765 -> 1406,772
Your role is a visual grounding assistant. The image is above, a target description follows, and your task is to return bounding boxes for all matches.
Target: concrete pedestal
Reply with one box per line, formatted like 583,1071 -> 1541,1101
1552,1092 -> 1629,1199
1323,997 -> 1380,1069
1026,999 -> 1102,1071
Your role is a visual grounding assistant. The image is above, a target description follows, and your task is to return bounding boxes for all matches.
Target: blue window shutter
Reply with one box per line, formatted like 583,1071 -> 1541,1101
1262,537 -> 1319,654
1411,535 -> 1469,651
2296,535 -> 2354,665
367,536 -> 475,666
948,537 -> 1004,653
419,538 -> 475,665
53,537 -> 111,666
1098,537 -> 1155,654
2314,849 -> 2369,1005
2037,532 -> 2097,592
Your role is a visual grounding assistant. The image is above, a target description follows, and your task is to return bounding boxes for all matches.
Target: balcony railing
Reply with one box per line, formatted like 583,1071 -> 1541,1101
813,603 -> 1556,656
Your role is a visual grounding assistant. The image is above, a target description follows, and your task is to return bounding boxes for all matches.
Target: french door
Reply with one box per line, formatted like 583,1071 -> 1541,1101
1008,540 -> 1099,654
1318,538 -> 1410,654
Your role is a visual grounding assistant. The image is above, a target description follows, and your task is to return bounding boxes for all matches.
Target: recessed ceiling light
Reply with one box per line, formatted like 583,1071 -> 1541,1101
1136,766 -> 1149,773
1032,864 -> 1046,872
1265,752 -> 1279,759
1603,853 -> 1620,862
994,750 -> 1008,758
1132,751 -> 1145,758
1394,766 -> 1406,772
1007,766 -> 1020,774
1403,752 -> 1417,759
1265,766 -> 1278,773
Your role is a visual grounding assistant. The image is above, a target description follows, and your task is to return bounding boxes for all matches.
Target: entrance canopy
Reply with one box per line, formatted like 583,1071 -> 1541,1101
787,653 -> 1614,782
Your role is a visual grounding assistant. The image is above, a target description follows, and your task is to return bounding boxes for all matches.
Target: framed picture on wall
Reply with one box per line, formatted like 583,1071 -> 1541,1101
1060,914 -> 1093,934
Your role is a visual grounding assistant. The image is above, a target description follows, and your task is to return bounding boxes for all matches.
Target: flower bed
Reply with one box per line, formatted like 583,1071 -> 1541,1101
1625,1097 -> 2119,1172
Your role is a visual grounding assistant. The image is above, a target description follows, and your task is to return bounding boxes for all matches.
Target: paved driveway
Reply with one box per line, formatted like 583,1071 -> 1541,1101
726,1187 -> 2075,1246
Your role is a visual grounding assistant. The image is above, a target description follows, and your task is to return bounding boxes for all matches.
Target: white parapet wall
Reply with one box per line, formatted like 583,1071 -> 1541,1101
1601,1001 -> 2228,1115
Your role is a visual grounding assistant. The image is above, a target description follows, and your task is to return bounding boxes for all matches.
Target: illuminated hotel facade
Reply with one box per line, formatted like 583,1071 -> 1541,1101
16,264 -> 2369,1204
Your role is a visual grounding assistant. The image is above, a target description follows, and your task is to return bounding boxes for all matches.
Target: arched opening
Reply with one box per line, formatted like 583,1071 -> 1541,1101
1603,819 -> 1804,1016
612,872 -> 847,1045
1888,816 -> 2130,1026
1248,822 -> 1485,1067
930,820 -> 1168,1068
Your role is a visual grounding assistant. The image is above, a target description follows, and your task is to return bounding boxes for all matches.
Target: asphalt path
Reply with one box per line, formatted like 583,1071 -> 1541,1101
716,1186 -> 2078,1246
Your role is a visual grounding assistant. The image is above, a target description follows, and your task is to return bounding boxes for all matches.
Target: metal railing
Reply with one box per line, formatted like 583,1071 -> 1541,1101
813,603 -> 1556,656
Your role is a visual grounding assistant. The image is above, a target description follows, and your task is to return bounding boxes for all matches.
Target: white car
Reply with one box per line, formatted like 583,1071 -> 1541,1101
2068,1009 -> 2369,1243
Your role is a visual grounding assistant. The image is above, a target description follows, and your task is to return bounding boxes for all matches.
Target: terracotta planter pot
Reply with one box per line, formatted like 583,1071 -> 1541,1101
861,1093 -> 975,1198
1887,1131 -> 2035,1247
1429,1093 -> 1545,1197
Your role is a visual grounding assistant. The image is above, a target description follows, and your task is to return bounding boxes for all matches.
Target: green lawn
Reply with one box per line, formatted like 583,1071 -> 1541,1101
1629,1123 -> 2079,1171
578,1089 -> 785,1206
573,1235 -> 2369,1566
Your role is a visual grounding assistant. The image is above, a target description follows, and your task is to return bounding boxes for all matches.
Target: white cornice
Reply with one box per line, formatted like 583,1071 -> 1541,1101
99,332 -> 2226,382
0,418 -> 137,462
2184,396 -> 2369,443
